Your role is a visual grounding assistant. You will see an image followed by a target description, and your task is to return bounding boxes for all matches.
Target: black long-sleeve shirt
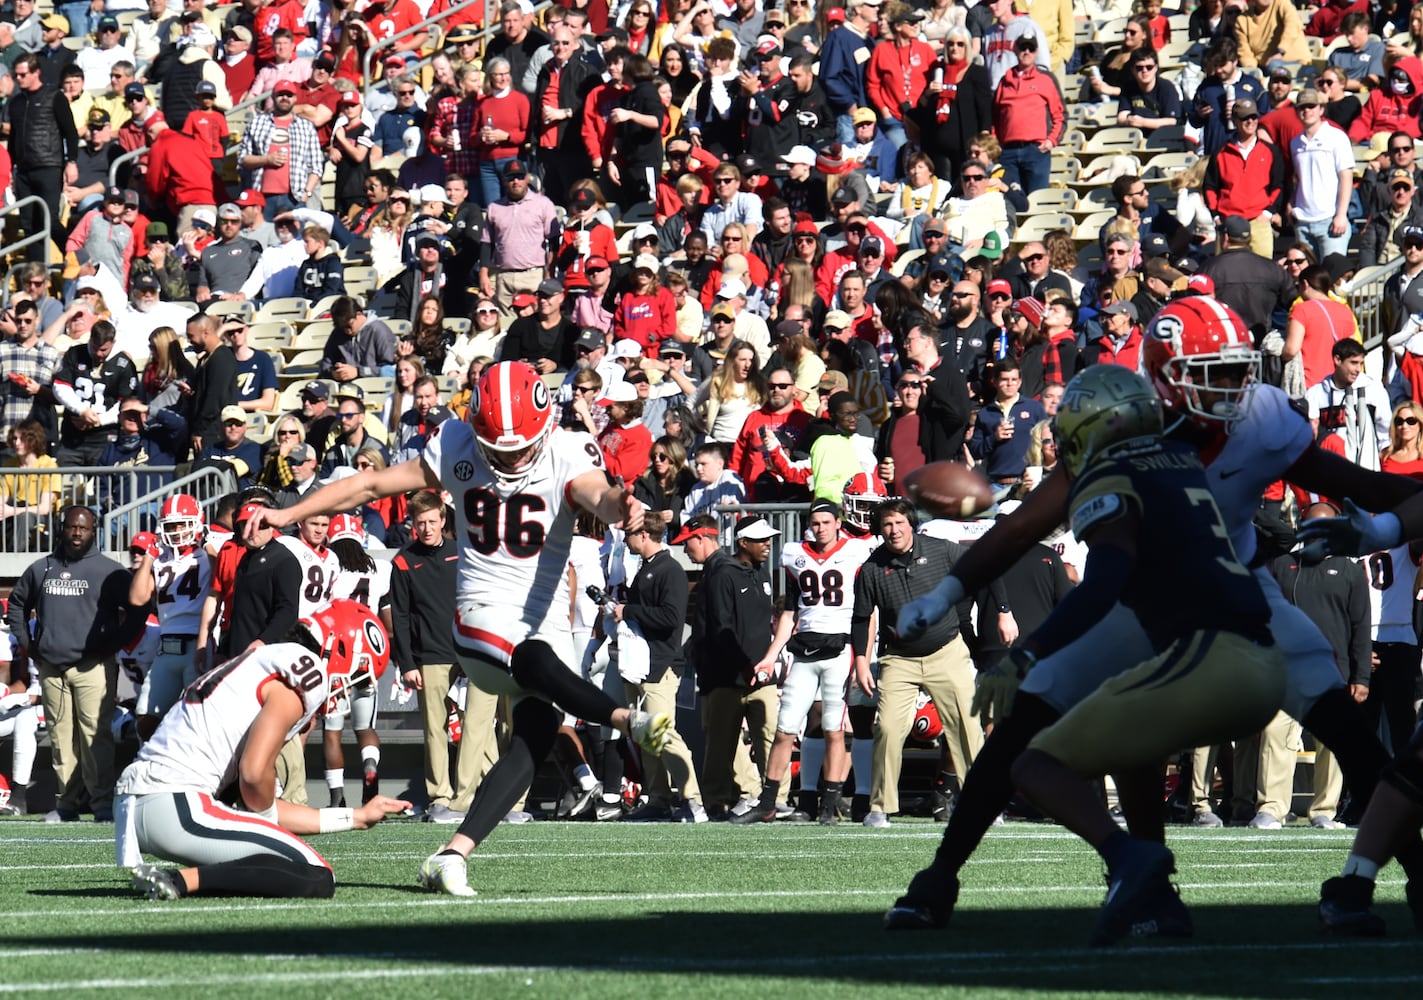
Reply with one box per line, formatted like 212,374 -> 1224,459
688,550 -> 773,692
622,546 -> 689,683
224,539 -> 300,654
390,537 -> 458,672
1269,551 -> 1372,688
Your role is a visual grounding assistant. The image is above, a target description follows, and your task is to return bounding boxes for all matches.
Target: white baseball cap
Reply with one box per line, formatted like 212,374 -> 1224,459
716,278 -> 747,299
735,516 -> 780,541
418,183 -> 448,205
781,145 -> 817,166
608,339 -> 643,360
632,253 -> 661,272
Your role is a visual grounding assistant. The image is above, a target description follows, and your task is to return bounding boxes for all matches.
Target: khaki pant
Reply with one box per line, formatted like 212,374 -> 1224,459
493,267 -> 543,313
872,637 -> 980,815
1218,214 -> 1275,259
625,669 -> 701,808
276,736 -> 308,806
1188,745 -> 1219,816
1237,710 -> 1300,820
701,685 -> 778,810
418,662 -> 499,811
40,660 -> 117,814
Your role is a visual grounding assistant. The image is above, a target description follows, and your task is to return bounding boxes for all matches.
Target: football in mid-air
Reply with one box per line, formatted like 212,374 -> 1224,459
902,462 -> 995,520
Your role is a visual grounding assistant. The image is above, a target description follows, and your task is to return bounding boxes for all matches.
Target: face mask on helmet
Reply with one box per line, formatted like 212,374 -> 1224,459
841,472 -> 888,530
158,493 -> 204,549
472,362 -> 555,483
1143,297 -> 1260,427
301,599 -> 391,717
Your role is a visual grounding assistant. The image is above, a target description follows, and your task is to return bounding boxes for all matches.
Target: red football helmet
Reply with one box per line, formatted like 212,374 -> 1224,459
842,471 -> 889,531
911,691 -> 943,743
300,599 -> 391,715
470,361 -> 555,482
158,493 -> 204,549
1141,296 -> 1259,426
327,513 -> 364,545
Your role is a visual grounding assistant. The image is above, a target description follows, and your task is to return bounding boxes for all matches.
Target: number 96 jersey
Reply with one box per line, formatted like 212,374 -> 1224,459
781,536 -> 874,636
424,420 -> 603,620
116,643 -> 329,796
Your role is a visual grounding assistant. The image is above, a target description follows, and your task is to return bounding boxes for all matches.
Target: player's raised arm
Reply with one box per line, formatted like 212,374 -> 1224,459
898,470 -> 1071,639
246,458 -> 442,537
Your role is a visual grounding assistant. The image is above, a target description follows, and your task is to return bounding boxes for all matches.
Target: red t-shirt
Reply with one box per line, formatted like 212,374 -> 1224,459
364,0 -> 424,44
260,115 -> 295,195
254,0 -> 308,65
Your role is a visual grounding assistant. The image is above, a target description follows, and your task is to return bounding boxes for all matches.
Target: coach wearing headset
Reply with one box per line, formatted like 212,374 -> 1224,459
6,505 -> 144,822
851,498 -> 1007,828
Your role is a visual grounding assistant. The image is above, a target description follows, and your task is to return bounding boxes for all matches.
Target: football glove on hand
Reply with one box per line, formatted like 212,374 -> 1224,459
1297,501 -> 1403,563
970,647 -> 1037,725
897,575 -> 967,640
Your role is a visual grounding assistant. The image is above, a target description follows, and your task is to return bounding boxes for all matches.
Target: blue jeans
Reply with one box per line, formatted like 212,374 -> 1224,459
999,143 -> 1050,194
263,193 -> 299,221
880,117 -> 909,152
57,1 -> 96,35
478,157 -> 516,208
835,113 -> 856,146
1296,217 -> 1349,261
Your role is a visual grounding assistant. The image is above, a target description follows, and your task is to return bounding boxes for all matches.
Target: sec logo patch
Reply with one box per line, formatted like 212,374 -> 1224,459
454,460 -> 475,481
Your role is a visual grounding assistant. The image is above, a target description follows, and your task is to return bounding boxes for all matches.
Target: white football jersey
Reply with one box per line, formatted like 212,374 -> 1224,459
568,533 -> 605,634
330,559 -> 393,613
116,615 -> 161,704
1365,544 -> 1420,644
278,536 -> 341,620
782,535 -> 874,635
152,545 -> 213,634
119,643 -> 328,795
1199,383 -> 1314,565
423,420 -> 603,621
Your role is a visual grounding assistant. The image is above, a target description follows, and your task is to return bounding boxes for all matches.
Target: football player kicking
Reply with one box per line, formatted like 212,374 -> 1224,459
885,297 -> 1423,933
1296,464 -> 1423,933
244,362 -> 673,897
1002,367 -> 1286,943
117,600 -> 411,900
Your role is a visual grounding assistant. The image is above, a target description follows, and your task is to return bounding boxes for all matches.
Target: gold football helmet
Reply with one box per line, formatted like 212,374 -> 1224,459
1055,366 -> 1164,478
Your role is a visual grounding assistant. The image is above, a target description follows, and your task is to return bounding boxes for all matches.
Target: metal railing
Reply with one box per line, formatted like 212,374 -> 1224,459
714,502 -> 810,597
360,0 -> 499,106
0,195 -> 54,268
108,146 -> 146,190
1343,257 -> 1405,354
103,465 -> 240,557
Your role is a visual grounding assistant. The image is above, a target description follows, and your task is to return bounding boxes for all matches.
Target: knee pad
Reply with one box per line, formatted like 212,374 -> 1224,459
511,696 -> 562,764
1383,750 -> 1423,808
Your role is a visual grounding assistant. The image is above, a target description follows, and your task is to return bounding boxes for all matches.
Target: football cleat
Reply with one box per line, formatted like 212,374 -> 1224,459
885,867 -> 960,931
1091,840 -> 1178,947
1319,875 -> 1386,936
730,801 -> 775,825
629,711 -> 672,754
132,864 -> 185,901
361,762 -> 379,805
817,795 -> 840,826
418,853 -> 477,897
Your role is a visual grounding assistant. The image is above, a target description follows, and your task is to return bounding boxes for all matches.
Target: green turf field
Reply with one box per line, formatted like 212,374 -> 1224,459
1,818 -> 1416,998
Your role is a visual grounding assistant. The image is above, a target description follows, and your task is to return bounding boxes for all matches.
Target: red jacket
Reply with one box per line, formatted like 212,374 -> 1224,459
866,39 -> 936,122
992,65 -> 1064,146
730,404 -> 813,498
612,286 -> 677,350
1304,0 -> 1368,40
581,82 -> 628,165
1203,136 -> 1282,218
146,129 -> 225,217
1349,57 -> 1423,143
598,420 -> 653,483
698,255 -> 771,310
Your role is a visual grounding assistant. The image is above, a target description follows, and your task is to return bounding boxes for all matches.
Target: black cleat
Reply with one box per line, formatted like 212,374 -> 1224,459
1319,875 -> 1387,936
931,788 -> 953,823
361,762 -> 379,805
1091,840 -> 1177,947
884,866 -> 959,930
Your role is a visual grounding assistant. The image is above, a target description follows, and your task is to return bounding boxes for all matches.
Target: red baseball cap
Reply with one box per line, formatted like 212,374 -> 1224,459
236,189 -> 266,207
1185,274 -> 1215,296
129,531 -> 160,556
986,279 -> 1013,299
235,502 -> 270,525
827,6 -> 846,22
671,523 -> 719,544
511,292 -> 537,308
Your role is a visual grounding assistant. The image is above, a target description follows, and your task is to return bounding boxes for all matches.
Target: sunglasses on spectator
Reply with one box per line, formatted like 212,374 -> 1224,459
823,326 -> 844,335
1134,64 -> 1157,72
1407,240 -> 1423,250
768,381 -> 794,389
340,410 -> 362,419
794,235 -> 817,242
924,230 -> 947,239
947,40 -> 966,47
1021,253 -> 1046,263
962,174 -> 986,182
847,224 -> 867,234
1397,416 -> 1420,426
1236,113 -> 1259,122
989,292 -> 1011,300
476,306 -> 498,313
354,460 -> 374,469
278,428 -> 302,436
951,291 -> 975,298
652,452 -> 671,461
1394,146 -> 1415,154
1284,256 -> 1308,265
574,385 -> 598,394
897,380 -> 923,389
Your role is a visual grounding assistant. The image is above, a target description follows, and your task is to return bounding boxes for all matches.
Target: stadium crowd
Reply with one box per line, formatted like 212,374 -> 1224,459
1,0 -> 1423,857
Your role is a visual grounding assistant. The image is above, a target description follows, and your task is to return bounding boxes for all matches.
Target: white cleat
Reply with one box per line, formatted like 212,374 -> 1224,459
418,852 -> 477,897
629,711 -> 672,754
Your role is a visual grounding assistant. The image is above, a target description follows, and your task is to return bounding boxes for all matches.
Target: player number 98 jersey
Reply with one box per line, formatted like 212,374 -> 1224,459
781,536 -> 873,637
424,420 -> 603,617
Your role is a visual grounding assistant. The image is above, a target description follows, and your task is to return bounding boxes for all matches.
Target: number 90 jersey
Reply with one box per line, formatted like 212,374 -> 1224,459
424,420 -> 604,619
116,643 -> 328,796
781,536 -> 875,636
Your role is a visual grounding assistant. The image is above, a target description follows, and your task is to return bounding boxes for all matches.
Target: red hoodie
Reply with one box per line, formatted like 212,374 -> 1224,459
1349,56 -> 1423,143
